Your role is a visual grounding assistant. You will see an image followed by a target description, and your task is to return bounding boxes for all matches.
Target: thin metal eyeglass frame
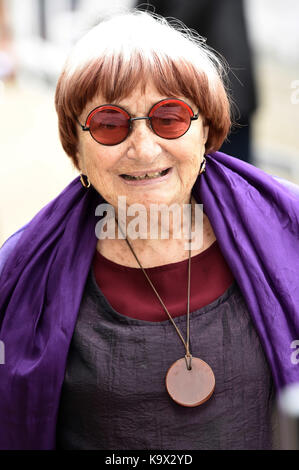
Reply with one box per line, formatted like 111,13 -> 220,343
76,98 -> 200,146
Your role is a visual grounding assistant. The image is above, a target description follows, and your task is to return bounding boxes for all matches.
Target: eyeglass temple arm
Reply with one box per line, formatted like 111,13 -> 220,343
75,117 -> 89,131
191,111 -> 200,121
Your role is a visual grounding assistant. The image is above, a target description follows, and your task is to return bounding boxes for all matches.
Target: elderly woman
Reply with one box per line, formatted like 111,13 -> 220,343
1,10 -> 299,451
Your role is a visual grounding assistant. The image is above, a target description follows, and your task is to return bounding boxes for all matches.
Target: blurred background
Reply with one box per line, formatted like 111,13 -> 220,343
0,0 -> 299,245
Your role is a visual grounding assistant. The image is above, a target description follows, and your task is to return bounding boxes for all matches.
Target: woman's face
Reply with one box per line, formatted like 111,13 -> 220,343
76,83 -> 209,210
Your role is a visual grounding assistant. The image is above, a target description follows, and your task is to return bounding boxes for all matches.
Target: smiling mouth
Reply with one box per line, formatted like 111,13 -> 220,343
120,168 -> 170,181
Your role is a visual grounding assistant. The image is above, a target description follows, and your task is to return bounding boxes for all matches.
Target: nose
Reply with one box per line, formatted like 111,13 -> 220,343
126,119 -> 162,163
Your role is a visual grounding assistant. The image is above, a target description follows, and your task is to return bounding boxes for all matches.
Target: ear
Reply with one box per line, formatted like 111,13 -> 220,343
76,151 -> 82,173
203,124 -> 209,145
76,144 -> 86,174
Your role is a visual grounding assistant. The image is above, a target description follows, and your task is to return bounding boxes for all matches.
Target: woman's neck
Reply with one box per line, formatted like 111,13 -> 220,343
96,199 -> 216,268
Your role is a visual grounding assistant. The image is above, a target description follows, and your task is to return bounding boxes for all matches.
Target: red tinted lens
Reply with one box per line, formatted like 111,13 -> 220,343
88,106 -> 130,145
149,100 -> 192,139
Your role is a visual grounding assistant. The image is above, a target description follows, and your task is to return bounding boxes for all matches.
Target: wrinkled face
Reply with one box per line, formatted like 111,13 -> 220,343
76,83 -> 209,210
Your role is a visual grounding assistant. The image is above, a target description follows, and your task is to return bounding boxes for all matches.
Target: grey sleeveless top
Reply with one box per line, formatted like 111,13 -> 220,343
56,271 -> 277,450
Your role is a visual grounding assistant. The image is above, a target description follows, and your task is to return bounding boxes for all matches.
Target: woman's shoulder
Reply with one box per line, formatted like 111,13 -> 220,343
0,225 -> 27,276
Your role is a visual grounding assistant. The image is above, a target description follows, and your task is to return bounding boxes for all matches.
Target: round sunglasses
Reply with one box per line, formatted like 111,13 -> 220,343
76,98 -> 200,146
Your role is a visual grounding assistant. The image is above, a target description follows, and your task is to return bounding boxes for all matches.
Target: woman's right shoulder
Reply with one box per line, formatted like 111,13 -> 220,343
0,226 -> 27,277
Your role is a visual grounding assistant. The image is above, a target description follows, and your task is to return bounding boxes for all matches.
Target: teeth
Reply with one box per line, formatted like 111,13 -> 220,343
122,169 -> 168,180
146,171 -> 161,178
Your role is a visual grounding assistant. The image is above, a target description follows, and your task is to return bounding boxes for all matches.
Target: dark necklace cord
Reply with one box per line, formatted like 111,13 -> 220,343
115,197 -> 193,369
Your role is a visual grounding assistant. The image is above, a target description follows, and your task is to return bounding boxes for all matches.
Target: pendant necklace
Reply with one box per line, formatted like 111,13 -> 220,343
116,190 -> 215,407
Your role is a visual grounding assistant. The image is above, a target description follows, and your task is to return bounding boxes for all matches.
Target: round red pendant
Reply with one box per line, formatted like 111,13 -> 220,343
165,357 -> 215,407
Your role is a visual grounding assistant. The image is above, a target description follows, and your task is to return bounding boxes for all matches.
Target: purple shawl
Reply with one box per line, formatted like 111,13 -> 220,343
1,151 -> 299,449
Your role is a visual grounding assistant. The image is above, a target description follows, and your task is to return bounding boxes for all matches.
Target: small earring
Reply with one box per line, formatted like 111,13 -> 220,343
199,156 -> 206,174
80,174 -> 91,188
